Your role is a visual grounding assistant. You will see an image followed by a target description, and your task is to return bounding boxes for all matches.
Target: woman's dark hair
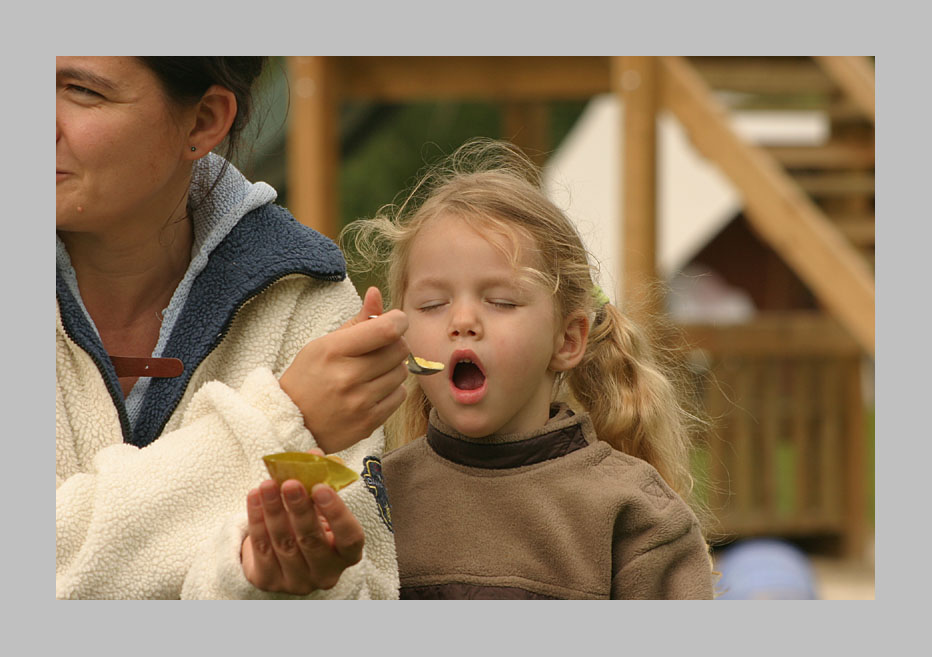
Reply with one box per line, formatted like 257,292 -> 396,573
136,56 -> 268,167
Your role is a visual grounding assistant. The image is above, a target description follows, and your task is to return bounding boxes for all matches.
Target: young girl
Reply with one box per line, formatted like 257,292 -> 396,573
343,138 -> 715,599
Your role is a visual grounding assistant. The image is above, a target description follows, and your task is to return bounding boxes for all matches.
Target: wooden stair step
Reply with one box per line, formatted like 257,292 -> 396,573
688,56 -> 834,95
717,90 -> 833,112
828,214 -> 875,247
828,98 -> 876,124
792,172 -> 875,196
766,143 -> 874,169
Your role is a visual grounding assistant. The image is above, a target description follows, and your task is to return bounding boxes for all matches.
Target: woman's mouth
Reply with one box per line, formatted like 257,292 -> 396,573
449,350 -> 487,404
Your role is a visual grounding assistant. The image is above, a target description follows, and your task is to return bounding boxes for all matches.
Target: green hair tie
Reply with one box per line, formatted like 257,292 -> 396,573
592,284 -> 611,308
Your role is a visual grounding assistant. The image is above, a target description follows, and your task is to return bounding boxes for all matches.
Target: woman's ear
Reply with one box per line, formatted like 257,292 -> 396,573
184,84 -> 237,160
550,310 -> 590,372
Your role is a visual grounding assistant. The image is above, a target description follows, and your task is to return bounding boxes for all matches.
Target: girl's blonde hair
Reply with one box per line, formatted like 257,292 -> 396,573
342,138 -> 704,505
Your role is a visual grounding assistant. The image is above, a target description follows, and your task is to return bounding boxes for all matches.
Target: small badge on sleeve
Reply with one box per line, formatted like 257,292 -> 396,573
362,456 -> 393,533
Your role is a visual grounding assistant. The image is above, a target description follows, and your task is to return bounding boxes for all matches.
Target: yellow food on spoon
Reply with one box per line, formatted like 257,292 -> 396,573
262,452 -> 359,492
410,356 -> 445,370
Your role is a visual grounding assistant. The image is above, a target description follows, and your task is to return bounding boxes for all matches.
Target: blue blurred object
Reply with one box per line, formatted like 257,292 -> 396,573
714,538 -> 819,599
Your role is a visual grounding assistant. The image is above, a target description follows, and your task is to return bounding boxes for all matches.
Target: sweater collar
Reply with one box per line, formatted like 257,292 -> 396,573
425,403 -> 596,469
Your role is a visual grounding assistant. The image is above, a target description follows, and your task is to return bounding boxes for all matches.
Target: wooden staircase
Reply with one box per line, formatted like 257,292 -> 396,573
687,56 -> 875,271
665,57 -> 875,558
648,56 -> 875,357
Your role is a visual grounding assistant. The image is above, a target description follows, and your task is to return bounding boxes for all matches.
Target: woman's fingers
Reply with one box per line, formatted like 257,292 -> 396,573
338,309 -> 409,358
370,383 -> 407,428
359,338 -> 412,382
279,301 -> 409,453
311,485 -> 365,565
276,480 -> 330,594
338,286 -> 384,331
243,487 -> 281,589
243,479 -> 366,594
256,480 -> 304,566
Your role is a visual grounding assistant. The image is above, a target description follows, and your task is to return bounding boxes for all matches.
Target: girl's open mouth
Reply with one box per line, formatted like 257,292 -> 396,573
449,350 -> 487,404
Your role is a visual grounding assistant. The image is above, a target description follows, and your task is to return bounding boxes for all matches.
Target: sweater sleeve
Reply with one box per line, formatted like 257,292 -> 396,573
57,367 -> 398,599
609,468 -> 715,600
610,518 -> 714,600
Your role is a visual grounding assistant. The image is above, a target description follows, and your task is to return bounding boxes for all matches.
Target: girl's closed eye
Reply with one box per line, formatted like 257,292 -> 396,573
488,299 -> 518,309
418,301 -> 448,313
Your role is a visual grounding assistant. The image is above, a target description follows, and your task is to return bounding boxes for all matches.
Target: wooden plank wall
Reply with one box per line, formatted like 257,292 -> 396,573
684,314 -> 866,556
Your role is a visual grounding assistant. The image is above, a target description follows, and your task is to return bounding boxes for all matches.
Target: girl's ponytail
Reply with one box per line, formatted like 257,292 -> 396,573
567,301 -> 696,502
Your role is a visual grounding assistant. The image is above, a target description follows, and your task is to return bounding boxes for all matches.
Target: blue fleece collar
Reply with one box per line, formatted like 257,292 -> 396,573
56,202 -> 346,447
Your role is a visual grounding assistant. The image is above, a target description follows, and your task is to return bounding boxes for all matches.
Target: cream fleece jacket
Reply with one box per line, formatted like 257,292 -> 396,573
56,155 -> 398,599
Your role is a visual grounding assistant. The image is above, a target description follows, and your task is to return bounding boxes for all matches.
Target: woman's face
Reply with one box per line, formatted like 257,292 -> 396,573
56,56 -> 196,233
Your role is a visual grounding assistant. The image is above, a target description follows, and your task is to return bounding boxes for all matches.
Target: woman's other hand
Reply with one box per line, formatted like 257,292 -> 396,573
241,476 -> 365,595
279,286 -> 409,453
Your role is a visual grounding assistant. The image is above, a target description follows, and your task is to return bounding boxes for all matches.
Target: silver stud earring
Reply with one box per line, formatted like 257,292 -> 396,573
190,146 -> 197,152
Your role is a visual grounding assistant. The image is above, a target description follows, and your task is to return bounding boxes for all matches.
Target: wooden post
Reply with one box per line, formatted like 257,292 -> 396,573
842,357 -> 867,558
286,56 -> 339,239
614,56 -> 661,323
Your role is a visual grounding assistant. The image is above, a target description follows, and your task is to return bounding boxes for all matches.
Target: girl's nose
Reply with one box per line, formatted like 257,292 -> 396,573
448,303 -> 482,339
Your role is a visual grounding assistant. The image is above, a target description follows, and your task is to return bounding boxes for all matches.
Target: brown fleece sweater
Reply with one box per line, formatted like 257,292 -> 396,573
382,404 -> 714,599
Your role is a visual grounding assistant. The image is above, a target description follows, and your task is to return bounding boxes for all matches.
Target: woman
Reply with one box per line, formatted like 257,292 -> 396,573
56,56 -> 407,599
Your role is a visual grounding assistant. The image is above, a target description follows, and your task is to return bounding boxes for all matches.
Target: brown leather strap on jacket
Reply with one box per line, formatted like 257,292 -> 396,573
109,356 -> 184,378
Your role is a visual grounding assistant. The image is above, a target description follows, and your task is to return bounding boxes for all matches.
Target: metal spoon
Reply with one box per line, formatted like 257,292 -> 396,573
368,315 -> 445,375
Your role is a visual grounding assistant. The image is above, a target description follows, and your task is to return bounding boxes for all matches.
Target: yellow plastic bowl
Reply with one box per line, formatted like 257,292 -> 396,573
262,452 -> 359,492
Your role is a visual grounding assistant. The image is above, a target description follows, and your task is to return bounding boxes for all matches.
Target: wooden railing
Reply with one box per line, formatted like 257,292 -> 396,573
680,313 -> 868,557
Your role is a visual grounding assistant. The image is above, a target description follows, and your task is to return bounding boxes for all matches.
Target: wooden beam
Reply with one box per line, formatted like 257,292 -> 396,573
659,56 -> 875,356
814,56 -> 875,123
286,56 -> 339,239
615,56 -> 661,321
333,56 -> 611,101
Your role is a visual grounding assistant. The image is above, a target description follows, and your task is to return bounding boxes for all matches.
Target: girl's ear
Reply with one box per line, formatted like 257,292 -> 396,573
550,310 -> 590,372
184,85 -> 237,160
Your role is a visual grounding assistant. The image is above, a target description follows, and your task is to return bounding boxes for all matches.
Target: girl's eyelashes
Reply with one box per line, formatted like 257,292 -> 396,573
415,299 -> 519,311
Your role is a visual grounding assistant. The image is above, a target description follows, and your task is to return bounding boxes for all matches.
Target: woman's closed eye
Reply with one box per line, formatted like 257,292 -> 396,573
64,84 -> 104,100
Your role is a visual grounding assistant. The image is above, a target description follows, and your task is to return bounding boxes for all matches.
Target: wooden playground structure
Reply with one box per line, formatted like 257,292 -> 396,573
283,56 -> 875,558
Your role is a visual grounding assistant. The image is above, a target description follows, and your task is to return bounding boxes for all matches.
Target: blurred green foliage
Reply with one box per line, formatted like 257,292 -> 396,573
338,100 -> 588,230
